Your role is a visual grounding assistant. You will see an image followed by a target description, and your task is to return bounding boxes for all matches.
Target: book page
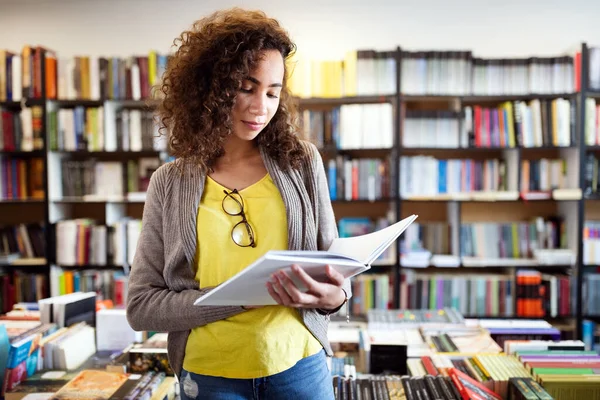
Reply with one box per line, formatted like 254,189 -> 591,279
327,214 -> 417,265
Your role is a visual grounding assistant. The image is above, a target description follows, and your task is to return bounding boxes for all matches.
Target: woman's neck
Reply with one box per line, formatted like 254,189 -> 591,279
218,136 -> 260,166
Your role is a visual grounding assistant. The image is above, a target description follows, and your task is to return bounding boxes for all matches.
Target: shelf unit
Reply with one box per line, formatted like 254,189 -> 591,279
1,43 -> 598,340
294,43 -> 598,339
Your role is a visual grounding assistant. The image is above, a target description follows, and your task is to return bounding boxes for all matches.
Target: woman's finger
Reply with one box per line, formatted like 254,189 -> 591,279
278,270 -> 314,304
266,282 -> 283,305
325,265 -> 345,286
271,274 -> 294,305
289,264 -> 321,292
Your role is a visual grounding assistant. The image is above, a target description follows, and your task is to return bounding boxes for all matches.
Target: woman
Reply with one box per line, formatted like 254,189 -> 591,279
126,7 -> 351,400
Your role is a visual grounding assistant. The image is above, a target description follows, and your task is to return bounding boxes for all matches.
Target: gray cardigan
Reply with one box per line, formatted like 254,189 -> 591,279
126,141 -> 351,378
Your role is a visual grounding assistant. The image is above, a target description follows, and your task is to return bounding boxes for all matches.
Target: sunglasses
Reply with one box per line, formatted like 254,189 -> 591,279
222,189 -> 257,248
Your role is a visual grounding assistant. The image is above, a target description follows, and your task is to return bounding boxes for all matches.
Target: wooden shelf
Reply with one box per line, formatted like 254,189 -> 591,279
461,93 -> 577,103
0,257 -> 47,267
109,99 -> 161,108
51,150 -> 163,157
52,196 -> 146,204
464,315 -> 574,320
49,99 -> 104,107
296,95 -> 395,106
0,101 -> 22,108
0,150 -> 45,156
402,191 -> 519,202
520,145 -> 577,150
0,198 -> 45,204
47,98 -> 161,108
401,146 -> 576,152
403,263 -> 573,271
321,146 -> 393,153
401,190 -> 581,202
332,198 -> 395,204
401,147 -> 510,155
401,93 -> 577,103
57,264 -> 126,270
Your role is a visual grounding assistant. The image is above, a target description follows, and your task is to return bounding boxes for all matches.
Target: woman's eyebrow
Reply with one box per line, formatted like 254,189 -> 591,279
245,76 -> 282,88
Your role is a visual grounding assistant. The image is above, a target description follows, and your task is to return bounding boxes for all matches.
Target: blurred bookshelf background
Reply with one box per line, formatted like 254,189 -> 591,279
1,0 -> 600,398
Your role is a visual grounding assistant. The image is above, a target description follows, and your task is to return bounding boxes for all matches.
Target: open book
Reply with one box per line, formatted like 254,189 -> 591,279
194,214 -> 418,306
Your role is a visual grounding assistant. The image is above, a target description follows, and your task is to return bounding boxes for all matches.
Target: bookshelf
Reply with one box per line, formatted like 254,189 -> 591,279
1,43 -> 599,342
296,43 -> 598,341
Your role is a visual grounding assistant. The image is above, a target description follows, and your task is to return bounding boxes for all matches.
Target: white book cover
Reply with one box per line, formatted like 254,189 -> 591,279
131,63 -> 141,100
90,56 -> 100,100
20,107 -> 33,151
194,214 -> 417,306
103,101 -> 118,151
11,55 -> 21,101
129,110 -> 143,151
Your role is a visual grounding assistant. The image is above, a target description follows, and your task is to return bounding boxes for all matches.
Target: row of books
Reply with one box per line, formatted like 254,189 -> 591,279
55,218 -> 141,267
399,156 -> 511,198
349,274 -> 391,316
583,153 -> 600,197
465,99 -> 574,149
401,52 -> 575,96
0,222 -> 45,262
0,156 -> 44,201
1,268 -> 128,315
402,110 -> 463,148
326,157 -> 392,201
0,107 -> 44,152
0,47 -> 44,100
334,104 -> 394,150
289,50 -> 396,98
54,158 -> 160,200
47,106 -> 162,152
582,221 -> 600,264
0,47 -> 169,101
583,273 -> 600,315
400,271 -> 572,318
402,222 -> 451,255
460,219 -> 566,259
520,159 -> 569,193
584,98 -> 600,146
505,341 -> 600,399
0,46 -> 595,102
0,272 -> 47,314
292,50 -> 579,98
48,268 -> 128,307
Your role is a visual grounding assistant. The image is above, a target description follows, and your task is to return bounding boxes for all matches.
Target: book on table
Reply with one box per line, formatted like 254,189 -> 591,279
194,214 -> 418,306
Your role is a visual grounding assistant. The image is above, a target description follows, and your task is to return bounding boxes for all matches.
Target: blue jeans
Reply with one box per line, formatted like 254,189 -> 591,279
179,349 -> 334,400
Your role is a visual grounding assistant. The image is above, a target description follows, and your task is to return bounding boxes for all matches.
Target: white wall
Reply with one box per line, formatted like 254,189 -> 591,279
1,0 -> 599,60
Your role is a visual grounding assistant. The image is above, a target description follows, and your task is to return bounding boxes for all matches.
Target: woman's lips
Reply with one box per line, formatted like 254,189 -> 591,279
242,121 -> 264,130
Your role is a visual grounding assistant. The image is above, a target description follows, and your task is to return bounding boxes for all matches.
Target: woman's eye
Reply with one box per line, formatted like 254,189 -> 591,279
267,93 -> 279,99
240,87 -> 252,93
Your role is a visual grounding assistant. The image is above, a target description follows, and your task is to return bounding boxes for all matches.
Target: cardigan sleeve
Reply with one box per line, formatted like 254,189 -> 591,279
126,165 -> 245,332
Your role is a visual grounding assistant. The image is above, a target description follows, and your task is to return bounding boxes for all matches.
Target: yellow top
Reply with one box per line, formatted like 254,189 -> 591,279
182,173 -> 322,378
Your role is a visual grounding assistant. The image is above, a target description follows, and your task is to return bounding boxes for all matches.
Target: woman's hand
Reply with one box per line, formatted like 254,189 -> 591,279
266,264 -> 346,310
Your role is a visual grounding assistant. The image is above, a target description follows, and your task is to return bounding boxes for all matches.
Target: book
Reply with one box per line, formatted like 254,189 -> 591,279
194,214 -> 418,306
49,370 -> 129,400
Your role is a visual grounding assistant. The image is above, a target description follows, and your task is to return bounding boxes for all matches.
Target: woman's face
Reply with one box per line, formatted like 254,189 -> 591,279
231,49 -> 284,141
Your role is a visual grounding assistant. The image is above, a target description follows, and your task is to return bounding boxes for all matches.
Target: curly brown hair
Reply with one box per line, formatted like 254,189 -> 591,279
156,8 -> 309,172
